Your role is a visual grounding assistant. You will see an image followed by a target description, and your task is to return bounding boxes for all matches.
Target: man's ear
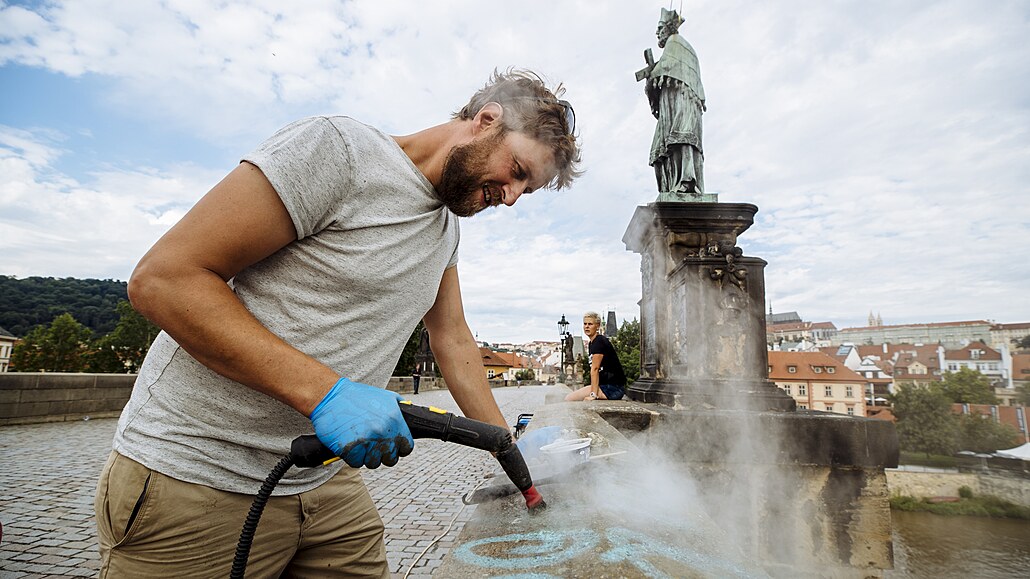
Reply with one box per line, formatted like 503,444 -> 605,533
472,102 -> 504,134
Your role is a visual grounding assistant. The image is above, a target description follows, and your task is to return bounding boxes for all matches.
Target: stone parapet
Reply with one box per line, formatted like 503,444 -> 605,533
0,372 -> 135,425
440,399 -> 898,577
1,372 -> 455,425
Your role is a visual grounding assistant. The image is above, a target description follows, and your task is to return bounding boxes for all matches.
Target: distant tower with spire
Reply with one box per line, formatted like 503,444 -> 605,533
606,310 -> 618,337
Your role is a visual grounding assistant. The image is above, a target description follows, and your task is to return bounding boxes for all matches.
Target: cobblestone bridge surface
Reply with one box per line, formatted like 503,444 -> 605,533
0,385 -> 558,578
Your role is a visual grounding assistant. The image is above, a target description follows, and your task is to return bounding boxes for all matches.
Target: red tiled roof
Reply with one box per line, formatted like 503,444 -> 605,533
992,322 -> 1030,331
818,346 -> 845,360
768,351 -> 865,382
479,348 -> 513,368
840,320 -> 991,332
946,341 -> 1001,361
866,407 -> 896,422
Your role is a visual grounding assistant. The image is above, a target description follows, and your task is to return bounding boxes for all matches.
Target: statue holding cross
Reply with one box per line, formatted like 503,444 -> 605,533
636,8 -> 712,202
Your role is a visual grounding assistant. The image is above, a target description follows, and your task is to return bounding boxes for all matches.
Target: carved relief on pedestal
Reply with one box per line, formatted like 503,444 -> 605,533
641,251 -> 658,372
671,280 -> 686,365
706,243 -> 747,293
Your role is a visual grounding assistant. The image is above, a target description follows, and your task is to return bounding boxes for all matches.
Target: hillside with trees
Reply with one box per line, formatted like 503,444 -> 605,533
0,276 -> 128,337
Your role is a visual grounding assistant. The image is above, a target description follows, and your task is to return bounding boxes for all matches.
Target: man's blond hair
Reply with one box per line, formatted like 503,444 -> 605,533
454,68 -> 582,190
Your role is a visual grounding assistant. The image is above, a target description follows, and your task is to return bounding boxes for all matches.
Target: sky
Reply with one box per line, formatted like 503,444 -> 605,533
1,0 -> 1028,344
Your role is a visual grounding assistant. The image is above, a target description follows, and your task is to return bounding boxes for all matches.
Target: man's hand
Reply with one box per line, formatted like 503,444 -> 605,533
310,378 -> 415,469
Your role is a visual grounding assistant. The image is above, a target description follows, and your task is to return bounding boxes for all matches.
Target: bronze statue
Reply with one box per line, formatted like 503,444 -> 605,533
637,8 -> 711,202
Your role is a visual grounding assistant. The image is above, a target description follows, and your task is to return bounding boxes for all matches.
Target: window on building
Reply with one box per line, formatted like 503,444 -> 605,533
782,385 -> 791,395
824,404 -> 833,412
847,406 -> 855,416
825,385 -> 833,398
798,404 -> 808,410
813,366 -> 823,374
788,366 -> 797,373
487,369 -> 495,378
971,350 -> 980,360
827,366 -> 835,374
799,384 -> 807,396
845,385 -> 854,398
948,363 -> 958,371
768,365 -> 772,374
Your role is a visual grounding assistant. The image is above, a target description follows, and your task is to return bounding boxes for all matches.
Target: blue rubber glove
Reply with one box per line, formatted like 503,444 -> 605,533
310,377 -> 414,469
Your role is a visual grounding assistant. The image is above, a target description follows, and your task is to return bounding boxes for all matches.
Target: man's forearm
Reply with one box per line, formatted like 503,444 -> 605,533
129,265 -> 337,416
430,330 -> 507,430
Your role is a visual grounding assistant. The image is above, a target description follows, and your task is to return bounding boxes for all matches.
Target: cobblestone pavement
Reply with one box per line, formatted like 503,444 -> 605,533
0,385 -> 558,578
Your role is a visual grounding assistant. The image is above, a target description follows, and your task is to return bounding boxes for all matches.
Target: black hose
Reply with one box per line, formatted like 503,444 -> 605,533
230,454 -> 295,579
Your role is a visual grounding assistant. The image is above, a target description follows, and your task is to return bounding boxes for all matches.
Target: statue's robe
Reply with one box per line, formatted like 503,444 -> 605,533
648,33 -> 706,198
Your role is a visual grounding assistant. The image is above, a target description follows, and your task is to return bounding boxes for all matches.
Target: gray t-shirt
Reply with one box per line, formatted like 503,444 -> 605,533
113,116 -> 460,494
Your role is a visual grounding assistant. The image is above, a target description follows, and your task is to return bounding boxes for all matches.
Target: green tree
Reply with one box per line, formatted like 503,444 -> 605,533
957,413 -> 1020,453
9,325 -> 48,371
10,313 -> 92,372
515,368 -> 536,381
392,321 -> 426,376
1013,335 -> 1030,351
935,368 -> 999,404
611,318 -> 641,383
86,300 -> 160,373
0,275 -> 127,337
892,382 -> 959,456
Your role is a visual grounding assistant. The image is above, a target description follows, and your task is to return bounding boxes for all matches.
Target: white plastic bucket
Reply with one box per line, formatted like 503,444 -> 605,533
539,437 -> 592,467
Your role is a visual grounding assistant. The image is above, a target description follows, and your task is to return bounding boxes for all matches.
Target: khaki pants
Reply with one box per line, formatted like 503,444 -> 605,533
94,451 -> 388,578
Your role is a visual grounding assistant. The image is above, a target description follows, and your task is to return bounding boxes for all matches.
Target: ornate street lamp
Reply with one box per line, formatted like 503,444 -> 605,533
558,314 -> 570,382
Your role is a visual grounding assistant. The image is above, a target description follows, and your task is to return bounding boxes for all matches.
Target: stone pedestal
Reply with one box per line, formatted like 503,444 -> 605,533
623,202 -> 794,410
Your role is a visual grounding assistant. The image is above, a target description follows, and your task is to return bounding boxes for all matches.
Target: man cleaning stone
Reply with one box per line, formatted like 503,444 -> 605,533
94,68 -> 581,577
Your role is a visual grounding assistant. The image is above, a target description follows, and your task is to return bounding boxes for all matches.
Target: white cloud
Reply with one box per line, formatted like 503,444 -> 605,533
0,126 -> 220,280
1,0 -> 1029,341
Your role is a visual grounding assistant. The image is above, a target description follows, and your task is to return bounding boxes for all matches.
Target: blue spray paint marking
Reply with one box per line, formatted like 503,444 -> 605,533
601,527 -> 753,578
452,529 -> 600,569
455,527 -> 756,577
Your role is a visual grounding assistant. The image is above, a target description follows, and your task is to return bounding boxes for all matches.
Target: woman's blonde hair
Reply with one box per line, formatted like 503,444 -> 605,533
583,311 -> 602,327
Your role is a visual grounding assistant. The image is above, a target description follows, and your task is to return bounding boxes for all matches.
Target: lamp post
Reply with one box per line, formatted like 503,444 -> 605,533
558,314 -> 570,382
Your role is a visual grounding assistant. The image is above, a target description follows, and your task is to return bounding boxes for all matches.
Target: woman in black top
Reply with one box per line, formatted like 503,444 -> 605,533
565,311 -> 626,401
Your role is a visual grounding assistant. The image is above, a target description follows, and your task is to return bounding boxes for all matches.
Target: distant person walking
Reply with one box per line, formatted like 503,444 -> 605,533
565,312 -> 626,401
412,367 -> 421,395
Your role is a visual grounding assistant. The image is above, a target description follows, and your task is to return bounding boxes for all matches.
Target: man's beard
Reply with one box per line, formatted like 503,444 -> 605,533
437,131 -> 504,217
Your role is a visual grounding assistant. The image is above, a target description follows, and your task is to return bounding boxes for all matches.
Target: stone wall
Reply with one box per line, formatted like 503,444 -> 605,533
0,373 -> 526,425
886,469 -> 1030,507
0,372 -> 135,426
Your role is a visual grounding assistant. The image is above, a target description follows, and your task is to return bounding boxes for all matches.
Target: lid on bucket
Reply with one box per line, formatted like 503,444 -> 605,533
539,438 -> 592,454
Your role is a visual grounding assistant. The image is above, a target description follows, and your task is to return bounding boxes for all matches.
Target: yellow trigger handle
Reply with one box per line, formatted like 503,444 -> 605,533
401,400 -> 449,415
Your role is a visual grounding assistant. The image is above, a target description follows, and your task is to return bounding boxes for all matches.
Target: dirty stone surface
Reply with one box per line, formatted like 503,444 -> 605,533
0,385 -> 560,578
436,400 -> 768,578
